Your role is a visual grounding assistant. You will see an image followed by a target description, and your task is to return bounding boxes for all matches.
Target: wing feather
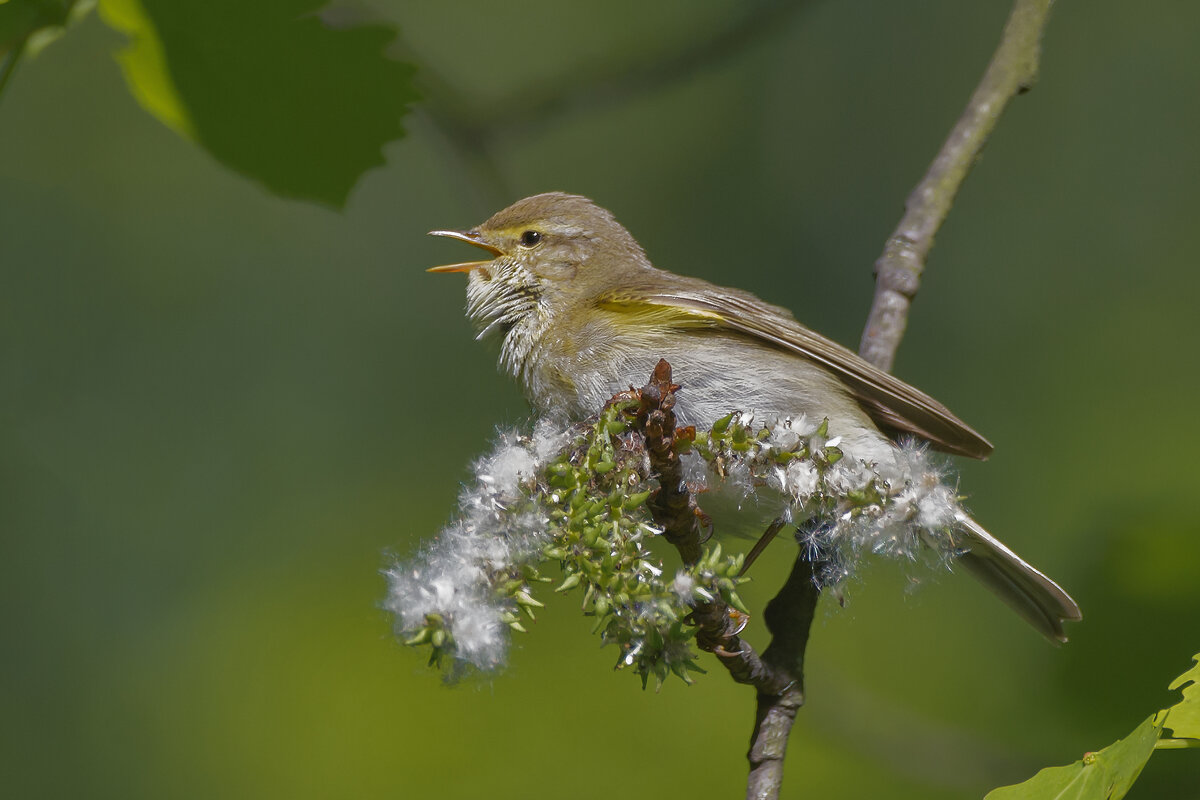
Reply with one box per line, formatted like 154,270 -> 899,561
606,285 -> 993,459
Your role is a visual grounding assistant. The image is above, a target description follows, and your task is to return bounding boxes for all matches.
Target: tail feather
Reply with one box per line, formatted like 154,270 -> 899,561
954,513 -> 1082,643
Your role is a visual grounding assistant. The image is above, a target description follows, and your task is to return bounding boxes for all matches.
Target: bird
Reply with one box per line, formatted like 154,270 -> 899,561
427,191 -> 1081,642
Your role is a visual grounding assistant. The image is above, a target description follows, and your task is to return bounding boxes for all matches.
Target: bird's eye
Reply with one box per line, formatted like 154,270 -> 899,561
519,230 -> 542,247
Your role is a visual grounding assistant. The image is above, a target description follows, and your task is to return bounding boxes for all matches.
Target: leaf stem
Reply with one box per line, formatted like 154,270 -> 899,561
1154,737 -> 1200,750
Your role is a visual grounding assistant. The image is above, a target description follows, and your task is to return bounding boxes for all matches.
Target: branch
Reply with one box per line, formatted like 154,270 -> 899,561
745,554 -> 822,799
471,0 -> 811,145
401,0 -> 811,204
859,0 -> 1055,371
744,4 -> 1058,797
634,361 -> 792,692
635,360 -> 708,567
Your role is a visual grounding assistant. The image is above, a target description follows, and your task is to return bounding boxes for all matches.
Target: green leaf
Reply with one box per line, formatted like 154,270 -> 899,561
1,0 -> 91,59
1164,652 -> 1200,739
984,715 -> 1161,800
96,0 -> 418,207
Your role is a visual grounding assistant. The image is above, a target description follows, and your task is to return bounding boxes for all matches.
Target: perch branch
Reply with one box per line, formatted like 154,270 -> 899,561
746,3 -> 1058,797
859,0 -> 1055,371
633,361 -> 795,693
635,359 -> 707,567
746,555 -> 822,799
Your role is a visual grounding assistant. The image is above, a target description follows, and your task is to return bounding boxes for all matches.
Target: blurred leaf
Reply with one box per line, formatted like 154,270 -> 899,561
983,715 -> 1161,800
0,0 -> 91,57
1164,653 -> 1200,739
95,0 -> 418,207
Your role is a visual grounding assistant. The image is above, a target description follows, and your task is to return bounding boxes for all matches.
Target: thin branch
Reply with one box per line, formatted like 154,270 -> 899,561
400,0 -> 811,204
635,359 -> 708,566
859,0 -> 1056,371
633,361 -> 791,692
473,0 -> 811,145
744,4 -> 1059,797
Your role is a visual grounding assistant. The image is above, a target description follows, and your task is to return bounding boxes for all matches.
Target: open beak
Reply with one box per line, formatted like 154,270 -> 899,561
427,229 -> 503,273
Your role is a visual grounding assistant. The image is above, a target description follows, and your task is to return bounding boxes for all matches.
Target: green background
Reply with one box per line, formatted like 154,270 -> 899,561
2,1 -> 1198,797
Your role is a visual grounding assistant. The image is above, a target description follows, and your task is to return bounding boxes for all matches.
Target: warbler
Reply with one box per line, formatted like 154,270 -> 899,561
429,192 -> 1081,642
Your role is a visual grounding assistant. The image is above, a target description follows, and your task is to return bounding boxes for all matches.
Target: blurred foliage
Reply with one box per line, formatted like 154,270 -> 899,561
1,1 -> 1199,798
94,0 -> 416,205
0,0 -> 91,60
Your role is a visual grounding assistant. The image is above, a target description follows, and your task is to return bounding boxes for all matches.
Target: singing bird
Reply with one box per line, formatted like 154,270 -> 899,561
429,192 -> 1081,642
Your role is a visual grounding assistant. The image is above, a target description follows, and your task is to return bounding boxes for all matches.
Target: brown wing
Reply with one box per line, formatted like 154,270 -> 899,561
629,284 -> 993,460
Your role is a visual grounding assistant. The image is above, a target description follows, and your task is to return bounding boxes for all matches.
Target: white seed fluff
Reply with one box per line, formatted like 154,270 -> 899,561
387,414 -> 972,676
384,429 -> 559,675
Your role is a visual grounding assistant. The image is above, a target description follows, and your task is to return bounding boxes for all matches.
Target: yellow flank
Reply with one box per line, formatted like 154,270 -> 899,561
595,298 -> 724,329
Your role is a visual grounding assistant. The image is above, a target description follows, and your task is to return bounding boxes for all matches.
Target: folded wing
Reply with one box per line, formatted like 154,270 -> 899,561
611,282 -> 993,459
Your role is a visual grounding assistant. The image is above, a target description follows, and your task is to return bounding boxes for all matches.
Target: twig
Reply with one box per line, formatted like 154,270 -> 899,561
859,0 -> 1056,372
744,4 -> 1058,798
635,359 -> 708,566
401,0 -> 811,204
473,0 -> 811,144
633,361 -> 790,692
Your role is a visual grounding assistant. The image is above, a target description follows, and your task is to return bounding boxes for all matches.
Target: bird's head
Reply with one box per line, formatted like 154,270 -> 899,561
429,192 -> 651,339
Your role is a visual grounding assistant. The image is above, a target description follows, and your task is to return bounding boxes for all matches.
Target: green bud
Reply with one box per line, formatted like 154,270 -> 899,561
554,572 -> 582,592
712,413 -> 735,436
514,590 -> 544,609
625,490 -> 652,509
